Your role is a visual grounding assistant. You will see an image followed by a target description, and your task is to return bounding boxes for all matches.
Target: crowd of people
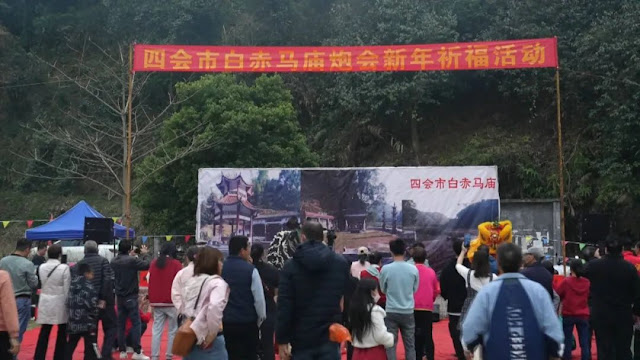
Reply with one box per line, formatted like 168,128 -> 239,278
0,222 -> 639,360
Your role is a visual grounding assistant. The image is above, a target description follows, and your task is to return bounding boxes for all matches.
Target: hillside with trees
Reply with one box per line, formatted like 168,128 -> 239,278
1,0 -> 639,240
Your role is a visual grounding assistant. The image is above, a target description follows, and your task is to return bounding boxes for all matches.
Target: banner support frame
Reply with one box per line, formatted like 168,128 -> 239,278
125,43 -> 134,239
555,63 -> 567,275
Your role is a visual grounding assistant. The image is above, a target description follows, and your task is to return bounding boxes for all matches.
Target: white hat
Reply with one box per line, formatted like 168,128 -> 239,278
358,246 -> 369,255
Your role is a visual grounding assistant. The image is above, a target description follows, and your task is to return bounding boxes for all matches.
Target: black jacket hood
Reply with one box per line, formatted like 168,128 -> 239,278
293,241 -> 333,272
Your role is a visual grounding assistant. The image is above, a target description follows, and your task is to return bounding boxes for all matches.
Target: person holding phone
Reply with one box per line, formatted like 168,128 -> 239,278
439,238 -> 468,360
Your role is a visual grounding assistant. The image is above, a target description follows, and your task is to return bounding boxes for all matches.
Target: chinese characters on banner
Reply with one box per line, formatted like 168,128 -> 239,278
410,177 -> 497,190
134,38 -> 557,72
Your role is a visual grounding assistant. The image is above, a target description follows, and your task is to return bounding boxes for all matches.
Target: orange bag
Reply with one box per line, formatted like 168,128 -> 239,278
329,323 -> 351,343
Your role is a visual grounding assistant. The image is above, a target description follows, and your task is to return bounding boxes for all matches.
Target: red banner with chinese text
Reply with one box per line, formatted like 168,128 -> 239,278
133,38 -> 557,73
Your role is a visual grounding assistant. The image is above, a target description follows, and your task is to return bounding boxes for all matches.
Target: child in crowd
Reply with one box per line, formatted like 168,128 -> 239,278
349,278 -> 394,360
65,263 -> 100,360
557,259 -> 591,360
113,308 -> 151,353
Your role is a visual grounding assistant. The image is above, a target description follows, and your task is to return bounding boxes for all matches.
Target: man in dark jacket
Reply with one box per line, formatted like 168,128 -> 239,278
439,238 -> 468,360
276,221 -> 350,360
222,236 -> 266,360
585,235 -> 640,360
77,240 -> 116,360
520,247 -> 554,299
110,240 -> 150,360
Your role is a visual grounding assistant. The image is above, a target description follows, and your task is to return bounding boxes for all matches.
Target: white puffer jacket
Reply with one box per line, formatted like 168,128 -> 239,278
351,305 -> 395,349
37,259 -> 70,325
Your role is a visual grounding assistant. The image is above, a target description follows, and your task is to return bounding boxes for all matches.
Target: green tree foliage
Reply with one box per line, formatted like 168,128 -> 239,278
2,0 -> 640,237
135,74 -> 317,232
252,170 -> 302,212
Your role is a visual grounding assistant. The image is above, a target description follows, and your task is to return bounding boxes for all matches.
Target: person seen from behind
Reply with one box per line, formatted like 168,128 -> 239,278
251,244 -> 279,360
180,247 -> 229,360
111,240 -> 151,360
350,247 -> 370,279
406,243 -> 425,266
556,259 -> 591,360
0,239 -> 38,346
360,251 -> 386,308
462,243 -> 564,359
76,240 -> 117,360
113,308 -> 151,354
276,221 -> 350,360
584,234 -> 640,360
0,270 -> 20,358
623,239 -> 640,272
267,217 -> 301,270
456,244 -> 496,333
65,263 -> 100,360
34,244 -> 71,360
379,239 -> 419,360
349,278 -> 394,360
412,246 -> 439,360
31,242 -> 48,319
171,245 -> 198,316
221,236 -> 266,360
521,247 -> 554,299
148,242 -> 182,360
439,238 -> 467,360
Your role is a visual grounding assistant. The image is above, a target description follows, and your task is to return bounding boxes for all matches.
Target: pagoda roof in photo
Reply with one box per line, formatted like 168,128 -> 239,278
305,211 -> 335,220
216,174 -> 254,197
215,194 -> 257,210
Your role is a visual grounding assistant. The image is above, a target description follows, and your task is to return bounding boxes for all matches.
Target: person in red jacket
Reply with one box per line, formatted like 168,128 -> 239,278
557,259 -> 591,360
148,243 -> 182,360
623,241 -> 640,273
360,252 -> 386,308
114,308 -> 150,353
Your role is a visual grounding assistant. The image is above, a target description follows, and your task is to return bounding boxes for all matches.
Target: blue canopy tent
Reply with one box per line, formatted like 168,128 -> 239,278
25,200 -> 134,240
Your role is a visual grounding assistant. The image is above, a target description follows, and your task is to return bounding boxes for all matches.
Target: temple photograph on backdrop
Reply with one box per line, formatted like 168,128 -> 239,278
197,167 -> 500,271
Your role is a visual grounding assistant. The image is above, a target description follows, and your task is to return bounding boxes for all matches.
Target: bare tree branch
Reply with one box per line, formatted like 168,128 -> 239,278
20,40 -> 210,208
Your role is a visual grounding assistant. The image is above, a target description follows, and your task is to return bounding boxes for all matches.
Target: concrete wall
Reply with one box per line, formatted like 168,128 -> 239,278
501,199 -> 562,262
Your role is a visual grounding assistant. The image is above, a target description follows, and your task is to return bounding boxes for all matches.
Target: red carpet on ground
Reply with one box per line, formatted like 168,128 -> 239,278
20,319 -> 596,359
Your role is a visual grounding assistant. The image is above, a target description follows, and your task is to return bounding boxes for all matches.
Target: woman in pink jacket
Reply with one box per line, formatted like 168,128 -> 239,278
180,247 -> 230,360
413,247 -> 439,360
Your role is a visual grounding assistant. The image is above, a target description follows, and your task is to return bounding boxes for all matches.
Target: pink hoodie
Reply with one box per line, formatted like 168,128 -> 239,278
414,264 -> 440,311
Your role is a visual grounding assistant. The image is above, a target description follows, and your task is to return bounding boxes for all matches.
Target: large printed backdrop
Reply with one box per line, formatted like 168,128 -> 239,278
197,167 -> 499,271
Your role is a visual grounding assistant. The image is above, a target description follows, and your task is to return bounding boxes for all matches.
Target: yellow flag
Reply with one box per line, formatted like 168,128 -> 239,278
112,217 -> 119,224
1,221 -> 9,228
166,236 -> 173,241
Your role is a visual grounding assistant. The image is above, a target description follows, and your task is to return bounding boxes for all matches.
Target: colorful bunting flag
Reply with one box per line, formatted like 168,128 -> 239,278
166,236 -> 173,241
112,217 -> 120,224
579,243 -> 586,250
141,236 -> 148,244
27,220 -> 34,228
185,235 -> 191,243
1,221 -> 9,228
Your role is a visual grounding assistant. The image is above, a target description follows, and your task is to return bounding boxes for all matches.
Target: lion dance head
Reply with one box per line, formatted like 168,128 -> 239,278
467,220 -> 513,261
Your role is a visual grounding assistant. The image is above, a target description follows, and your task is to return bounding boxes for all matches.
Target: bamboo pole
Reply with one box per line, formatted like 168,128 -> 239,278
556,66 -> 566,275
125,44 -> 134,239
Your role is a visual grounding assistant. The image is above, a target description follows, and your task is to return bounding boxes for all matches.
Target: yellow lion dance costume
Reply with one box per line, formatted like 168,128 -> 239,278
467,220 -> 513,261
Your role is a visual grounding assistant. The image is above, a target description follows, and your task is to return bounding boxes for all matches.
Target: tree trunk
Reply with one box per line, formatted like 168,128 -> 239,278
121,111 -> 127,216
